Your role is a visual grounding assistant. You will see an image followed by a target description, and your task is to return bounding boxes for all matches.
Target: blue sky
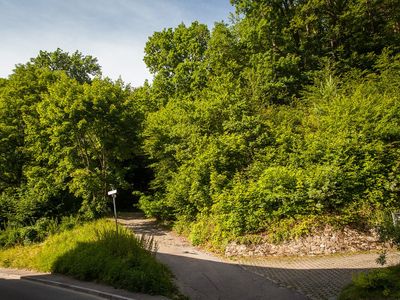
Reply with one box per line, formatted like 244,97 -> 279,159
0,0 -> 234,86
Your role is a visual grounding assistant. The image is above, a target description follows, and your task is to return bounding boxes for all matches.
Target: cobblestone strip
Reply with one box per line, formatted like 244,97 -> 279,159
235,252 -> 400,300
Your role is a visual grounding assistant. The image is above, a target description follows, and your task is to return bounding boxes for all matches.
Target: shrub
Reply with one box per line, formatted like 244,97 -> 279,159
339,265 -> 400,300
0,215 -> 81,248
0,219 -> 180,298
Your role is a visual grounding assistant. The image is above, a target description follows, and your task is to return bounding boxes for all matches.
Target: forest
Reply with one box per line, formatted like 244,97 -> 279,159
1,0 -> 400,249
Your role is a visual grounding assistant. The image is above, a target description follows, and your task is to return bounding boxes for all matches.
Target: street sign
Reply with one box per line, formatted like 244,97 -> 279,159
108,189 -> 117,195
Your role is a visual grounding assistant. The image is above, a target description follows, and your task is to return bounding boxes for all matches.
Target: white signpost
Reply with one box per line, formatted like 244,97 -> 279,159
108,188 -> 118,234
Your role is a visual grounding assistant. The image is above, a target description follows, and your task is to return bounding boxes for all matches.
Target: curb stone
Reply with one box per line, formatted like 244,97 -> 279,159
0,272 -> 22,280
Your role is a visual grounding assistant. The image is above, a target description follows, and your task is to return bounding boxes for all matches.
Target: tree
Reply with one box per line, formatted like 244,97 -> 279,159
0,49 -> 102,194
27,48 -> 101,83
144,21 -> 210,103
230,0 -> 400,103
25,75 -> 142,218
0,49 -> 132,224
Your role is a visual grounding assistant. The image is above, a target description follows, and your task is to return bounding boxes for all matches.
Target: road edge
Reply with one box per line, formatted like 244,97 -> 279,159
22,276 -> 135,300
0,271 -> 135,300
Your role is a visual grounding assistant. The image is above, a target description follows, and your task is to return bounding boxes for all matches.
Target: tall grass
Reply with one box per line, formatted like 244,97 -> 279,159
0,219 -> 179,298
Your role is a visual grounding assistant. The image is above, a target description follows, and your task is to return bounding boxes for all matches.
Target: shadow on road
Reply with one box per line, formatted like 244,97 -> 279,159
154,251 -> 379,300
3,250 -> 379,300
118,213 -> 384,299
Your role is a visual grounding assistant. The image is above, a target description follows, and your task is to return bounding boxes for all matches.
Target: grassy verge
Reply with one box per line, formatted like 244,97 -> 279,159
339,264 -> 400,300
0,219 -> 181,299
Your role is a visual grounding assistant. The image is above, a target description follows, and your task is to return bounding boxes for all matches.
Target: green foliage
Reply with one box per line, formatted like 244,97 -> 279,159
144,21 -> 210,101
28,75 -> 142,217
28,48 -> 101,83
339,265 -> 400,300
2,0 -> 400,253
0,49 -> 145,225
141,52 -> 400,247
139,194 -> 175,220
0,216 -> 81,248
0,220 -> 180,298
50,227 -> 173,295
378,212 -> 400,247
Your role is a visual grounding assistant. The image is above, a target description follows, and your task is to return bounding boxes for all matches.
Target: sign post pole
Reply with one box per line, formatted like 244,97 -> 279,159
108,188 -> 118,234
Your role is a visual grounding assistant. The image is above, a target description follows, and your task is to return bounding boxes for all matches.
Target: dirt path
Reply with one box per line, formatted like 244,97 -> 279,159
119,213 -> 400,300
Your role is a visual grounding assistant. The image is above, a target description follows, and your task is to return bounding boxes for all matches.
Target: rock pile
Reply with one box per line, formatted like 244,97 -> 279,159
225,226 -> 393,257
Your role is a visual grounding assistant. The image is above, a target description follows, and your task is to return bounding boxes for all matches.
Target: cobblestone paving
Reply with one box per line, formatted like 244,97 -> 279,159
236,252 -> 400,300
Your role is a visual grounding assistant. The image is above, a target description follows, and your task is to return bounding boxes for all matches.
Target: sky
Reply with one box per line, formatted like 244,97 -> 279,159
0,0 -> 234,87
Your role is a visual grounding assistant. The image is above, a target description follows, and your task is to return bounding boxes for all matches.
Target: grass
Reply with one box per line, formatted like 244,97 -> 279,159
339,264 -> 400,300
0,219 -> 182,299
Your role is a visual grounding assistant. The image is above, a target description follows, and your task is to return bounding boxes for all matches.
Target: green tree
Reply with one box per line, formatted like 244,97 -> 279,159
144,21 -> 210,103
28,48 -> 101,83
230,0 -> 400,104
0,49 -> 102,193
25,75 -> 141,218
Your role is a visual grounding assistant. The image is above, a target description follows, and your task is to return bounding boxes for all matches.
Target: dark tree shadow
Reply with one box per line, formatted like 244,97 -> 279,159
7,248 -> 386,300
154,251 -> 384,300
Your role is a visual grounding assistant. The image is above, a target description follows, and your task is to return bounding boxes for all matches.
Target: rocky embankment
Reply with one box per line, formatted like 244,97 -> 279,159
225,226 -> 393,257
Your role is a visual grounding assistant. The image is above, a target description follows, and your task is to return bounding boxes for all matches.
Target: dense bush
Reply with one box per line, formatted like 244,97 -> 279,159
136,0 -> 400,248
140,55 -> 400,247
0,215 -> 80,248
339,265 -> 400,300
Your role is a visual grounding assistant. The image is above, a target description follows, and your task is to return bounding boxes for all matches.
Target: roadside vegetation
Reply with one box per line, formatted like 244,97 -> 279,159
339,214 -> 400,299
339,264 -> 400,300
0,219 -> 180,298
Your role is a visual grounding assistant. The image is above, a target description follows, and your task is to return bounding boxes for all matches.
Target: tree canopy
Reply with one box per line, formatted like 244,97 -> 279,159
0,49 -> 144,227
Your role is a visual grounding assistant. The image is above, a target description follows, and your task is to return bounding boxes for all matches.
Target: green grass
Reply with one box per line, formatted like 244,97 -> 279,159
0,219 -> 181,298
339,264 -> 400,300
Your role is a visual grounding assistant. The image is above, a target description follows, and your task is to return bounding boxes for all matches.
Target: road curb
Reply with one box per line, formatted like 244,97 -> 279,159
0,272 -> 22,280
21,276 -> 136,300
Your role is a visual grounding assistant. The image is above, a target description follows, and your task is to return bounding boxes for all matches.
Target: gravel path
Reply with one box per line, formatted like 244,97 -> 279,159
119,213 -> 400,300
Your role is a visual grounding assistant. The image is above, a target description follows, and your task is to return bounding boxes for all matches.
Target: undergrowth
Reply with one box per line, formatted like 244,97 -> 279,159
339,212 -> 400,299
339,265 -> 400,300
173,206 -> 385,253
0,219 -> 181,299
0,215 -> 80,248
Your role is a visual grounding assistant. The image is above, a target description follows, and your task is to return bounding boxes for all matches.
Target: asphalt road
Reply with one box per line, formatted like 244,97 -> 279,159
121,214 -> 306,300
0,278 -> 104,300
157,252 -> 306,300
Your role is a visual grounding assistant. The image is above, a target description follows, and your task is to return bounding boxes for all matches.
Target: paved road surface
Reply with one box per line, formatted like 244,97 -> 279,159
0,277 -> 103,300
120,213 -> 400,300
238,252 -> 400,299
157,252 -> 305,300
121,214 -> 306,300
